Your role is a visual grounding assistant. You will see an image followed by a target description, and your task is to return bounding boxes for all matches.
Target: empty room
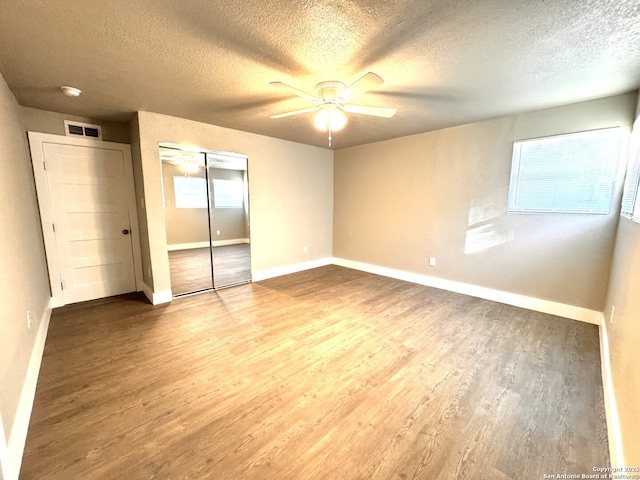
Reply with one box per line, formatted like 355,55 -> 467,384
1,1 -> 639,479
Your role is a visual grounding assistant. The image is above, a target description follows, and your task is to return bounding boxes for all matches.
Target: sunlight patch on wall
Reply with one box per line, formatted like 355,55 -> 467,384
468,201 -> 502,225
464,200 -> 515,254
465,223 -> 516,254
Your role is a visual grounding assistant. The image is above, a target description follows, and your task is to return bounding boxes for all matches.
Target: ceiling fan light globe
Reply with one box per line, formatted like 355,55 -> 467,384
314,108 -> 330,131
179,161 -> 200,174
314,106 -> 347,131
329,108 -> 347,131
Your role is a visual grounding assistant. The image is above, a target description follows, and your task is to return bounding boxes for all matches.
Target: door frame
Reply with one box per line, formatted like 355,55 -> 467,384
28,132 -> 144,307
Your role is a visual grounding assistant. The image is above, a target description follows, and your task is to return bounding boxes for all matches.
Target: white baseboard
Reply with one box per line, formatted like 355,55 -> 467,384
141,282 -> 172,305
213,238 -> 250,247
167,241 -> 209,251
252,257 -> 333,282
332,258 -> 601,324
599,315 -> 625,468
0,301 -> 52,480
167,238 -> 250,251
49,297 -> 65,309
0,413 -> 6,480
141,282 -> 154,303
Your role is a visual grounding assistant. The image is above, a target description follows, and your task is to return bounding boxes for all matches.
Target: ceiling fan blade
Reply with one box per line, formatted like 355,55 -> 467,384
270,106 -> 321,119
339,72 -> 384,102
342,104 -> 397,118
269,81 -> 319,102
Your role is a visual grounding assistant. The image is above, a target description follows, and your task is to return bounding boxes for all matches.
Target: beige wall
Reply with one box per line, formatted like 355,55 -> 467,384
135,111 -> 333,294
334,93 -> 637,311
603,98 -> 640,467
128,115 -> 153,287
20,106 -> 130,143
0,75 -> 50,448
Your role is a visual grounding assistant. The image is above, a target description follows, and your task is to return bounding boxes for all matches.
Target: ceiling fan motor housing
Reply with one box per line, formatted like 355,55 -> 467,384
315,81 -> 346,102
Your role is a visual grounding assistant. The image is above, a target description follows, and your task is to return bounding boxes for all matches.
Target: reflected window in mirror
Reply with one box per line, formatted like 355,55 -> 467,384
213,178 -> 244,208
173,176 -> 208,209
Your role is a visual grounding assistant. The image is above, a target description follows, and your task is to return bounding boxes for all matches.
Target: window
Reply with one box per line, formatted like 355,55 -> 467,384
213,179 -> 244,208
621,118 -> 640,222
507,127 -> 622,214
173,176 -> 207,209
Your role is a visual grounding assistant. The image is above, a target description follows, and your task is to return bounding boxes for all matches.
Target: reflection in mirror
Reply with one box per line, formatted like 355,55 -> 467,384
160,147 -> 214,295
160,145 -> 251,297
207,153 -> 251,288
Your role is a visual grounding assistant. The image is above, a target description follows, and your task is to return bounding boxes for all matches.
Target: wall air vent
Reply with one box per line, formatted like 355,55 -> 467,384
63,120 -> 102,140
67,124 -> 84,136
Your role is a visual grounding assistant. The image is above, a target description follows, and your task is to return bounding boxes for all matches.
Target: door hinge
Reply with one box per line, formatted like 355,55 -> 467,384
43,161 -> 48,170
60,281 -> 64,291
52,223 -> 56,233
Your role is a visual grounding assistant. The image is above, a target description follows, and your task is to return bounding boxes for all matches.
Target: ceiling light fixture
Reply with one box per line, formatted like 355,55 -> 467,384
60,86 -> 81,97
179,161 -> 200,174
313,104 -> 347,148
314,104 -> 347,132
177,152 -> 201,175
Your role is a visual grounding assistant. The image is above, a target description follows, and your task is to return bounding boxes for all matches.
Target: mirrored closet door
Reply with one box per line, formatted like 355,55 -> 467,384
207,153 -> 251,289
160,146 -> 251,297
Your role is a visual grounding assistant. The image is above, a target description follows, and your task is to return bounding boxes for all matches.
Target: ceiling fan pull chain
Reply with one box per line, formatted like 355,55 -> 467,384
328,127 -> 333,148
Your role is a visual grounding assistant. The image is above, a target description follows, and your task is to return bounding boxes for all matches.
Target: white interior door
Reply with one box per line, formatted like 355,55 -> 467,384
29,133 -> 141,306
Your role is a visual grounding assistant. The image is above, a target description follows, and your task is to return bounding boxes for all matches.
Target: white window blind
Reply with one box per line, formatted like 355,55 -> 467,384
508,127 -> 621,214
173,176 -> 208,209
213,179 -> 243,208
620,118 -> 640,221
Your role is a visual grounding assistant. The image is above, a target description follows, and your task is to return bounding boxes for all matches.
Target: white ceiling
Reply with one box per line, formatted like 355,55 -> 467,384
1,0 -> 639,149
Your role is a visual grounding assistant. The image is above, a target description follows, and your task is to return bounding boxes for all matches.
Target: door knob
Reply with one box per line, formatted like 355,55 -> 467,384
122,229 -> 130,235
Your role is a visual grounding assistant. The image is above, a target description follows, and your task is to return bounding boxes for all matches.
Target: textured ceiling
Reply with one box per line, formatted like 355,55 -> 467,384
1,0 -> 639,148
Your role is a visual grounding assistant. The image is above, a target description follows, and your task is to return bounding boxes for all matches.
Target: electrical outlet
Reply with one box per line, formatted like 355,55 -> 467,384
429,256 -> 436,267
303,245 -> 308,253
216,230 -> 221,236
26,310 -> 32,330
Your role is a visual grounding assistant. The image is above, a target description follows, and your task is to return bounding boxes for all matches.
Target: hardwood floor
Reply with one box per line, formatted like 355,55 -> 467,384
168,244 -> 251,295
211,244 -> 251,289
20,266 -> 608,479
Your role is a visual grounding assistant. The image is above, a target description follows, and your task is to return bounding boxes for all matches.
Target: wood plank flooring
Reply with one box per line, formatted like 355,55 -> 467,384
20,266 -> 608,479
168,244 -> 251,295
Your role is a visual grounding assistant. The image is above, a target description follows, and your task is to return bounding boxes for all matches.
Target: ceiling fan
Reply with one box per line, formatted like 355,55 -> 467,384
159,147 -> 203,174
269,72 -> 397,147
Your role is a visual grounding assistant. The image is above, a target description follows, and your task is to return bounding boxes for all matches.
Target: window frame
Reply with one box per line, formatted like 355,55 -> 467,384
620,118 -> 640,222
